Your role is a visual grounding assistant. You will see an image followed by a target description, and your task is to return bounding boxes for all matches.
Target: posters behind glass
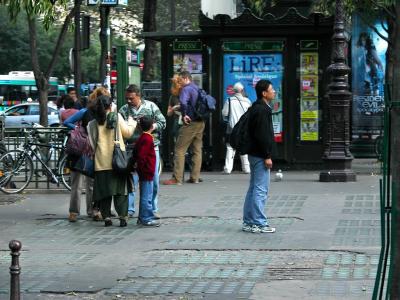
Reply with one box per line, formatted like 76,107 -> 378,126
300,52 -> 319,141
351,14 -> 387,141
223,53 -> 283,142
173,53 -> 203,88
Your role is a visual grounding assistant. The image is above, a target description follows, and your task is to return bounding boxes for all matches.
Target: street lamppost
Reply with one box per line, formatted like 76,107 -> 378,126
319,0 -> 356,182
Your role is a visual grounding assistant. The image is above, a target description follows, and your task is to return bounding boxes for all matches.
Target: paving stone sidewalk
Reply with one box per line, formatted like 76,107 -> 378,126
0,170 -> 383,299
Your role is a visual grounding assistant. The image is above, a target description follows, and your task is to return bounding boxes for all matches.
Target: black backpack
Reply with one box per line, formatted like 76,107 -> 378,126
193,88 -> 216,119
229,108 -> 251,155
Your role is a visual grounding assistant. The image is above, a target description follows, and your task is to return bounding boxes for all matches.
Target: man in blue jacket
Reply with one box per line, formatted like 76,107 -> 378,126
163,71 -> 205,185
242,79 -> 276,234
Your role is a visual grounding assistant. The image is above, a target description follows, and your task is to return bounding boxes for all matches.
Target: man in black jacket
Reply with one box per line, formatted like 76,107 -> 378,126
242,79 -> 276,234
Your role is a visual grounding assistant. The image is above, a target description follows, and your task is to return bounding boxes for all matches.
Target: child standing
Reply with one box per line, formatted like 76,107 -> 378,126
135,116 -> 160,227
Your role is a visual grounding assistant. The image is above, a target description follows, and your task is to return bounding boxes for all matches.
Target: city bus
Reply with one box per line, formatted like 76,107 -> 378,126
0,71 -> 59,111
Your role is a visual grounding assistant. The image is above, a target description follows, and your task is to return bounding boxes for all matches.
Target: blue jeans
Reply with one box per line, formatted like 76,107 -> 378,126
243,155 -> 270,226
128,147 -> 159,214
139,181 -> 155,223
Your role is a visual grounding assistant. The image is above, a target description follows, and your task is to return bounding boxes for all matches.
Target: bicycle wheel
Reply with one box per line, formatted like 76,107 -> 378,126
58,154 -> 71,191
0,150 -> 33,194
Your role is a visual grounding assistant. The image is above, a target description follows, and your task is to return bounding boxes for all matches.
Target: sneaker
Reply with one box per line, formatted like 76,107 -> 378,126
251,225 -> 261,233
68,213 -> 77,223
222,171 -> 231,175
141,220 -> 161,227
258,225 -> 276,233
242,224 -> 253,232
153,212 -> 161,219
128,211 -> 135,218
163,178 -> 182,185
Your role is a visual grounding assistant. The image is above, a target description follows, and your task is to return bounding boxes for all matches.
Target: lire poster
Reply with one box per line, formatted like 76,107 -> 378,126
223,53 -> 284,142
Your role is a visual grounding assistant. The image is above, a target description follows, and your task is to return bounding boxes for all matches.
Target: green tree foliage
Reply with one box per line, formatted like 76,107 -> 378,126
0,0 -> 75,125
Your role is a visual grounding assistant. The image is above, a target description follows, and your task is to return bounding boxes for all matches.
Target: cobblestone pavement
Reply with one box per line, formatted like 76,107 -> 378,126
0,171 -> 382,299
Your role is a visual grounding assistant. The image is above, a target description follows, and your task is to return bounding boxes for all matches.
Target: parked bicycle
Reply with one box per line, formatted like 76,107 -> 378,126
0,126 -> 71,194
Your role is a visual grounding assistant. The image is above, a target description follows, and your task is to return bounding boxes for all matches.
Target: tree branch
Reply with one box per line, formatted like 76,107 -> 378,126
358,13 -> 390,45
27,16 -> 41,80
369,0 -> 396,20
45,6 -> 76,78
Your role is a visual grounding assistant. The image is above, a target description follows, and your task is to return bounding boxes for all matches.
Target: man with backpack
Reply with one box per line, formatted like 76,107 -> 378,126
163,71 -> 206,185
242,79 -> 276,234
222,82 -> 251,174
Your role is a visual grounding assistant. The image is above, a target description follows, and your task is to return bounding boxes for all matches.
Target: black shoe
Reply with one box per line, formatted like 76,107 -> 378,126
104,219 -> 113,227
119,219 -> 127,227
186,178 -> 203,184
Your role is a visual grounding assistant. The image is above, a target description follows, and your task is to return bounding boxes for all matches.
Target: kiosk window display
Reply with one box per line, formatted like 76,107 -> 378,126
222,41 -> 284,142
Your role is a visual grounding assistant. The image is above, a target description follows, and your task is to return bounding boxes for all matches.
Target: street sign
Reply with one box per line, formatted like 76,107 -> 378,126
100,0 -> 118,5
111,70 -> 117,84
87,0 -> 99,5
126,49 -> 140,64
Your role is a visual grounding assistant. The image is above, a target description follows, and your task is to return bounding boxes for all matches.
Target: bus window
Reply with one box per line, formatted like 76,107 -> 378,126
8,87 -> 27,102
30,86 -> 38,100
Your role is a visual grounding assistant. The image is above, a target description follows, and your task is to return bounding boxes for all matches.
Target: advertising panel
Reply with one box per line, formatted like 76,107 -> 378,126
351,14 -> 387,141
300,52 -> 319,141
223,53 -> 283,142
173,53 -> 203,88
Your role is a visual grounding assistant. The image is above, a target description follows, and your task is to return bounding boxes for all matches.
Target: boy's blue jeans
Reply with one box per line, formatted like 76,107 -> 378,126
243,155 -> 270,227
139,180 -> 155,223
128,147 -> 159,214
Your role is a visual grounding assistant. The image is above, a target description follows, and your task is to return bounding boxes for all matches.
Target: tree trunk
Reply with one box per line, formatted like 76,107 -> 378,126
99,6 -> 110,84
390,3 -> 400,299
27,16 -> 49,126
74,0 -> 82,99
27,6 -> 76,126
142,0 -> 157,82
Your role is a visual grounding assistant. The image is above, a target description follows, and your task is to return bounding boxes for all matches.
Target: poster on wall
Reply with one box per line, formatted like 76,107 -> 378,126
300,53 -> 318,74
351,14 -> 387,141
300,119 -> 318,141
300,52 -> 319,141
223,53 -> 284,142
301,97 -> 318,119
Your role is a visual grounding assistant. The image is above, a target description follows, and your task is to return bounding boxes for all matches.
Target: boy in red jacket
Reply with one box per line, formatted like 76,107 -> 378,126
136,116 -> 160,227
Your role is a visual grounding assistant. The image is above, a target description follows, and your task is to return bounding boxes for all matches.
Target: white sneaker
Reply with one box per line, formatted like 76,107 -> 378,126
258,225 -> 276,233
242,224 -> 253,232
251,225 -> 261,233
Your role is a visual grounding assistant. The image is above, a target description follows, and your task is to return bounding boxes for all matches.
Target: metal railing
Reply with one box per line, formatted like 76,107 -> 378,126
373,84 -> 395,299
0,126 -> 69,192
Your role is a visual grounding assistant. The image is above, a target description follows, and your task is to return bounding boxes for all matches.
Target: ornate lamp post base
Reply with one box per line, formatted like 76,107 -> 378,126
319,0 -> 356,182
319,158 -> 356,182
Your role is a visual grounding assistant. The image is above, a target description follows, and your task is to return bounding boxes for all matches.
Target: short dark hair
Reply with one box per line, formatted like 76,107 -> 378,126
255,80 -> 272,100
126,84 -> 140,95
67,87 -> 76,94
63,95 -> 75,109
179,71 -> 192,81
139,116 -> 154,132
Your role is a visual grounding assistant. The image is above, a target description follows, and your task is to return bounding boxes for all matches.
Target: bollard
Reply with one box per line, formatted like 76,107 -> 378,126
9,240 -> 21,300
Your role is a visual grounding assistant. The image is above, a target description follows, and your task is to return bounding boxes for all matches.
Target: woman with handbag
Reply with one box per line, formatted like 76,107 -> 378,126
89,95 -> 136,227
64,87 -> 110,222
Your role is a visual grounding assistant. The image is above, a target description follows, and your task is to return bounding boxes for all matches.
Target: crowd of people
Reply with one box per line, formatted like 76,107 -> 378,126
57,73 -> 276,233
